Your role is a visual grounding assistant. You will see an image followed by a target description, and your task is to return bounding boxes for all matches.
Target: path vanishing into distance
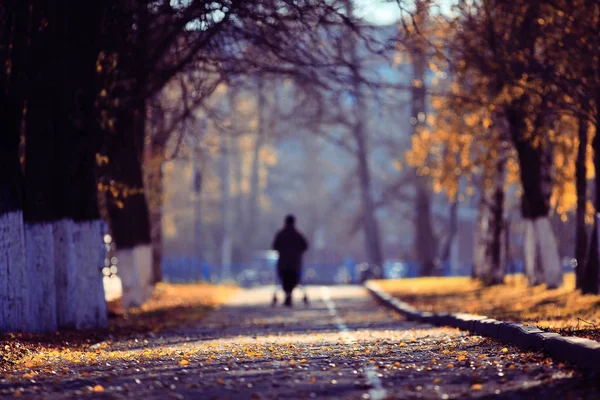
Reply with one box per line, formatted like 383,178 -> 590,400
4,286 -> 599,399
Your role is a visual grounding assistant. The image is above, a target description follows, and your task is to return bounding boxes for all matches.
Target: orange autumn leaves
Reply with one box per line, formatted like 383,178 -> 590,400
377,273 -> 600,335
401,2 -> 598,222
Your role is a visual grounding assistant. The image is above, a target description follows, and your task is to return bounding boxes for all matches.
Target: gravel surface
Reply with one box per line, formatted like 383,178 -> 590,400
1,285 -> 599,399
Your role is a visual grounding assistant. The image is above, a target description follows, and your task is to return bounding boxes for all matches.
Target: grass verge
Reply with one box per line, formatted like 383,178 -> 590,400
375,273 -> 600,341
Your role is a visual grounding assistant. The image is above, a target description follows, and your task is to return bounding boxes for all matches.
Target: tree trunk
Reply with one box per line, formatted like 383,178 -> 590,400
106,99 -> 153,308
344,0 -> 384,269
355,122 -> 384,268
51,0 -> 108,330
246,78 -> 265,257
193,160 -> 204,268
582,99 -> 600,294
220,134 -> 233,280
0,0 -> 29,333
482,154 -> 506,285
146,139 -> 165,284
507,107 -> 562,288
440,201 -> 458,264
575,118 -> 589,289
23,1 -> 60,332
410,29 -> 437,276
472,197 -> 487,280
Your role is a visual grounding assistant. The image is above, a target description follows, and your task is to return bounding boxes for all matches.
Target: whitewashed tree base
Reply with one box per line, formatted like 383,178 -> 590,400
524,218 -> 562,289
73,220 -> 108,329
118,248 -> 142,309
534,217 -> 563,289
53,219 -> 77,329
25,222 -> 57,333
523,220 -> 542,285
0,211 -> 29,332
134,244 -> 153,303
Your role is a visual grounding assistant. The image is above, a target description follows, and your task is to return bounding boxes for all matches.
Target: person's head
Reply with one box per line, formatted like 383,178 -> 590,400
285,214 -> 296,227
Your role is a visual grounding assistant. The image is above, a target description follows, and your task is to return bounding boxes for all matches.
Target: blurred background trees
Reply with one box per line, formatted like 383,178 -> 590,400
3,0 -> 600,332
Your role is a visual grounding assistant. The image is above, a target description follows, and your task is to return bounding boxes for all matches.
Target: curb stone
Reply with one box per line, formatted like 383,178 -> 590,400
365,281 -> 600,372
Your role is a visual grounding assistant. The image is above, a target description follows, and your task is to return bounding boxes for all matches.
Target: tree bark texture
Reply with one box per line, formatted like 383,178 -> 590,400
507,107 -> 562,288
411,42 -> 437,276
575,118 -> 588,290
0,0 -> 29,332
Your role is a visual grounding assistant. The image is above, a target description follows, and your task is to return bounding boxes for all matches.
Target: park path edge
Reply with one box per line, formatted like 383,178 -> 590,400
364,280 -> 600,372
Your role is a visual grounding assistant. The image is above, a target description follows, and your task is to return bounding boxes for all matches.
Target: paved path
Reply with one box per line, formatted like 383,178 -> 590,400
5,286 -> 599,399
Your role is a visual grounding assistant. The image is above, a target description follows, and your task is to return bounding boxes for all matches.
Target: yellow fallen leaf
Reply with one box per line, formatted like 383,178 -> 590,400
399,342 -> 407,347
394,362 -> 401,367
446,363 -> 454,369
457,355 -> 466,361
23,373 -> 34,379
299,359 -> 307,363
179,359 -> 190,366
433,377 -> 441,384
93,385 -> 104,393
442,349 -> 450,355
501,348 -> 509,353
471,383 -> 483,390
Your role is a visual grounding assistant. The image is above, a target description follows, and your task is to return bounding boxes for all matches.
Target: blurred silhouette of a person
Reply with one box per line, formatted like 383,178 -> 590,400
272,214 -> 309,307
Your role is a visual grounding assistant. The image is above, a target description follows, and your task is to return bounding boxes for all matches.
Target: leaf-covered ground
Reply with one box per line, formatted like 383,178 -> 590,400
1,285 -> 598,399
375,273 -> 600,341
0,282 -> 237,375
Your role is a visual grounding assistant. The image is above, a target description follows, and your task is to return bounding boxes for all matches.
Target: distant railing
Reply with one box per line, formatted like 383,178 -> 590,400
161,256 -> 571,285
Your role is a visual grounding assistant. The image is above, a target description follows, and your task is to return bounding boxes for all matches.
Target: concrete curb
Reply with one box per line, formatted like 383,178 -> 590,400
365,281 -> 600,372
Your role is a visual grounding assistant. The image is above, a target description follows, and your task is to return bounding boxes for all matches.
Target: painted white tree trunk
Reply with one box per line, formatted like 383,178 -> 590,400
134,244 -> 153,303
449,235 -> 459,276
524,218 -> 562,288
534,217 -> 563,289
25,223 -> 57,332
474,207 -> 489,279
0,211 -> 29,332
53,219 -> 77,329
73,220 -> 108,329
118,248 -> 142,309
523,219 -> 540,285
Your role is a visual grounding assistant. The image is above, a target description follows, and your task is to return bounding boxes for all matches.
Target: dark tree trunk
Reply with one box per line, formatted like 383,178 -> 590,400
582,103 -> 600,294
355,123 -> 384,269
23,0 -> 61,333
147,139 -> 165,284
506,106 -> 562,288
106,101 -> 152,250
575,118 -> 589,290
0,0 -> 29,333
104,95 -> 152,308
246,78 -> 264,257
411,38 -> 437,276
485,154 -> 506,286
440,201 -> 458,264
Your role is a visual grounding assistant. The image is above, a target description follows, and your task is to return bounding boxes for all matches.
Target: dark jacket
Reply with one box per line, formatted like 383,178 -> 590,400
272,226 -> 309,271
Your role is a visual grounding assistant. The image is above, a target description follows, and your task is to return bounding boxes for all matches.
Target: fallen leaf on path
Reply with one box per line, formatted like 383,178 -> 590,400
92,385 -> 104,393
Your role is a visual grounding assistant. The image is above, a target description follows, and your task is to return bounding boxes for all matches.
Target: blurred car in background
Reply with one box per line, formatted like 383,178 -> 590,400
358,263 -> 383,283
383,259 -> 407,279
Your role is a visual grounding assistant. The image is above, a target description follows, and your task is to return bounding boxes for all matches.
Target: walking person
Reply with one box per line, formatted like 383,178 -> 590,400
272,214 -> 309,307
